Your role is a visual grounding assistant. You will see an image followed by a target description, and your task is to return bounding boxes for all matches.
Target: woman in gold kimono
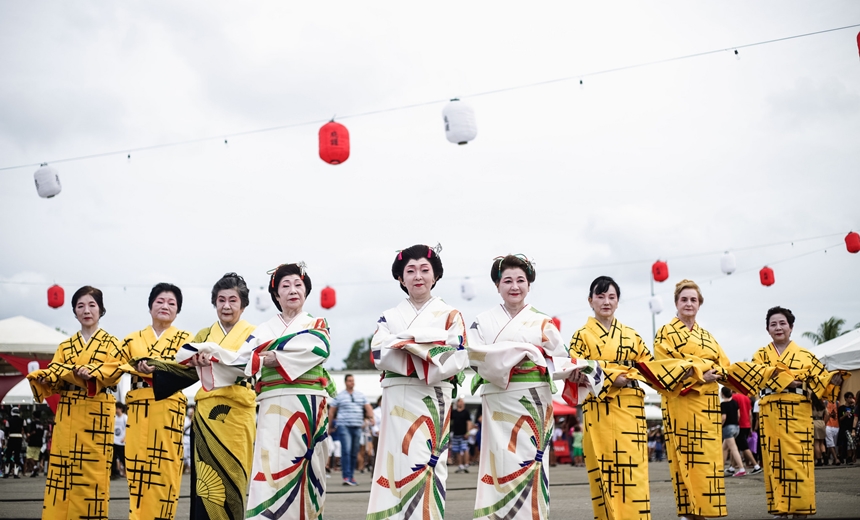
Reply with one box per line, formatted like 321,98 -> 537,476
116,283 -> 192,520
570,276 -> 690,520
186,273 -> 256,520
726,307 -> 843,518
654,279 -> 731,520
28,286 -> 123,520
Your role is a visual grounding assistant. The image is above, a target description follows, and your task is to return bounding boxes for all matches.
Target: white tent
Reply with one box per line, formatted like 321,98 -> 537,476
0,315 -> 67,355
813,328 -> 860,400
814,327 -> 860,371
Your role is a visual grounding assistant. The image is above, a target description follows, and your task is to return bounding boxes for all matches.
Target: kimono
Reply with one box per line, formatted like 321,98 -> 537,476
726,341 -> 840,516
366,297 -> 469,520
468,304 -> 571,520
148,320 -> 258,520
28,329 -> 123,520
116,325 -> 192,520
194,313 -> 335,520
653,318 -> 731,519
569,317 -> 690,520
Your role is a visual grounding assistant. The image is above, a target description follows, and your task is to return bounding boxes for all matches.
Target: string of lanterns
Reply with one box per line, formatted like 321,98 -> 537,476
16,25 -> 856,198
645,232 -> 860,316
29,231 -> 860,312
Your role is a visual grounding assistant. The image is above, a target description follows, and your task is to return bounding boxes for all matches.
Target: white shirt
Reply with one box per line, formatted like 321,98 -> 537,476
114,414 -> 127,446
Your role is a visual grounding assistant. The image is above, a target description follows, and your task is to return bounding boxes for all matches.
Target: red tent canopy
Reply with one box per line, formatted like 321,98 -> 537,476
0,354 -> 58,412
552,400 -> 578,416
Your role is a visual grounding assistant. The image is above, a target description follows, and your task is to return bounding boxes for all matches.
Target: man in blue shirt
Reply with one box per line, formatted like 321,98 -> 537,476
328,374 -> 374,486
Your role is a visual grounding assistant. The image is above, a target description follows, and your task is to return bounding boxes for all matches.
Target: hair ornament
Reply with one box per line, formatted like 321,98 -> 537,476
429,242 -> 443,257
395,250 -> 403,261
267,261 -> 308,288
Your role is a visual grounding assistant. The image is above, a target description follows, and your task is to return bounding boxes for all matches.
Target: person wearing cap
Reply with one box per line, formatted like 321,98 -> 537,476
3,407 -> 24,479
365,244 -> 469,520
27,286 -> 124,517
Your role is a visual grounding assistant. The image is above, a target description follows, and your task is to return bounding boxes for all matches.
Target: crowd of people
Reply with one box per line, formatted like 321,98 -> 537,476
6,244 -> 857,520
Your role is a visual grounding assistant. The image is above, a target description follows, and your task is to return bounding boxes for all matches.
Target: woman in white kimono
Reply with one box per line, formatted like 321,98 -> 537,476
469,255 -> 595,520
178,263 -> 336,520
366,244 -> 470,520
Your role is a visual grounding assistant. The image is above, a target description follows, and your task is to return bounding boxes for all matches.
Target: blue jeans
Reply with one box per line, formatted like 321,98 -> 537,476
337,425 -> 362,480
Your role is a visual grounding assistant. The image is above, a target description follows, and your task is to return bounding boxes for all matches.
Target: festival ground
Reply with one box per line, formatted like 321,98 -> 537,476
1,461 -> 859,519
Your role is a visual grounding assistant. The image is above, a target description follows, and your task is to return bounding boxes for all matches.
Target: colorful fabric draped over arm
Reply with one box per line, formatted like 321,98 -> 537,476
371,302 -> 469,385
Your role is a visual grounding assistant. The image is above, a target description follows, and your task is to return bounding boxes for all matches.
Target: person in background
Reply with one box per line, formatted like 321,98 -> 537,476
450,398 -> 471,473
720,387 -> 745,477
112,403 -> 127,479
24,411 -> 45,477
653,425 -> 665,462
751,398 -> 762,465
328,373 -> 373,486
4,407 -> 24,478
371,396 -> 382,466
731,388 -> 761,474
0,420 -> 6,477
182,405 -> 193,474
838,392 -> 856,464
811,395 -> 827,466
826,397 -> 840,465
571,424 -> 584,467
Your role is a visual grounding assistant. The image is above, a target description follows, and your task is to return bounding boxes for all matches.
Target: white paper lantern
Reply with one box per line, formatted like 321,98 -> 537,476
442,98 -> 477,145
27,361 -> 40,374
720,252 -> 737,275
461,278 -> 476,301
648,296 -> 663,314
254,287 -> 271,312
34,164 -> 61,198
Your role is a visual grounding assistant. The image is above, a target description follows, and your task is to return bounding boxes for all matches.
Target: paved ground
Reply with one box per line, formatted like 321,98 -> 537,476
1,461 -> 859,519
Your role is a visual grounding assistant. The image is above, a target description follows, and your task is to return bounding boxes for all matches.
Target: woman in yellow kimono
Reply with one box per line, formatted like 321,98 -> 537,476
570,276 -> 691,520
725,306 -> 843,518
149,273 -> 258,520
115,282 -> 192,520
653,279 -> 731,520
28,286 -> 123,520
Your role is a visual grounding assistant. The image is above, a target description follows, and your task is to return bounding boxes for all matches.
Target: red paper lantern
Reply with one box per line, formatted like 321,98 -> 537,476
759,267 -> 775,287
551,316 -> 561,331
47,284 -> 64,308
320,286 -> 336,309
318,121 -> 350,165
846,232 -> 860,254
651,260 -> 669,282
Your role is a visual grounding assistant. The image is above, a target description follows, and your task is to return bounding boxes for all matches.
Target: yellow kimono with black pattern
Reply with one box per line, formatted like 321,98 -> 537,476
115,325 -> 191,520
570,317 -> 689,520
653,317 -> 730,518
727,341 -> 839,516
27,329 -> 123,520
189,320 -> 257,520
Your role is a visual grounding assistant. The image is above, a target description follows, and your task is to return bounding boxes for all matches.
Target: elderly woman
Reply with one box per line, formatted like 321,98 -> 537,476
149,273 -> 258,520
366,244 -> 470,520
726,306 -> 843,518
115,282 -> 192,520
469,255 -> 586,520
189,263 -> 335,520
570,276 -> 690,520
654,279 -> 731,520
28,286 -> 123,520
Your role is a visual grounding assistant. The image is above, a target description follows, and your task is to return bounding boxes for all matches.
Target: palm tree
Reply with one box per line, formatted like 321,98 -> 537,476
802,317 -> 853,345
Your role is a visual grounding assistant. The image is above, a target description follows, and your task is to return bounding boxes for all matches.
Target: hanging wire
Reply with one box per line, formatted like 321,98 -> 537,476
1,23 -> 858,173
0,233 -> 852,291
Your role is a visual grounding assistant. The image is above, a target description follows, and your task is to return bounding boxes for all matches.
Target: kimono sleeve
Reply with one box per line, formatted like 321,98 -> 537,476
264,319 -> 332,381
652,324 -> 706,395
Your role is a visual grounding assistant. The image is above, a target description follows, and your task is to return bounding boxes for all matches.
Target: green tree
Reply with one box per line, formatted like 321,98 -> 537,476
801,317 -> 857,345
342,335 -> 375,369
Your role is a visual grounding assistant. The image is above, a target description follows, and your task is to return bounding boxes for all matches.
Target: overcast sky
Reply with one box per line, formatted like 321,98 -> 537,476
1,1 -> 858,368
